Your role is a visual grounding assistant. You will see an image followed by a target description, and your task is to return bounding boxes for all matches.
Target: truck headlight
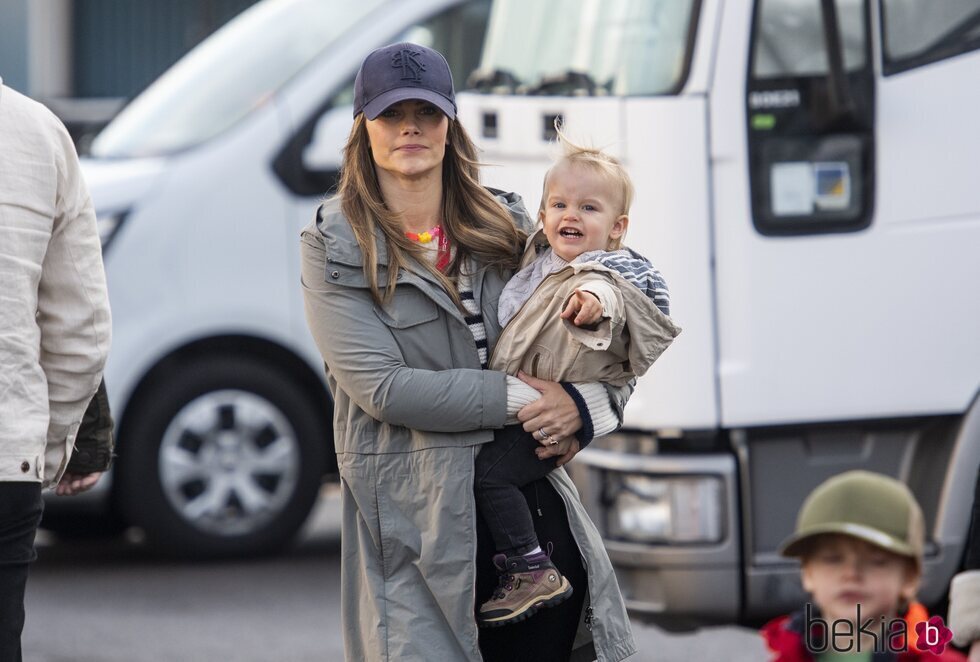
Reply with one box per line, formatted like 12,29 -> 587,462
605,474 -> 724,544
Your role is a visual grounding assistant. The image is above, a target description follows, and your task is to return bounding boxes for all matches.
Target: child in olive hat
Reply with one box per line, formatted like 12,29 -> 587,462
761,471 -> 966,661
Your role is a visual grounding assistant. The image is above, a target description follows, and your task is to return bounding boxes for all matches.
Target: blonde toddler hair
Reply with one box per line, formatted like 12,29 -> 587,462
541,122 -> 635,250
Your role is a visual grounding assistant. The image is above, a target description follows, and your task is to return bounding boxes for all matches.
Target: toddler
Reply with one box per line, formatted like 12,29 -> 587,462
475,130 -> 681,627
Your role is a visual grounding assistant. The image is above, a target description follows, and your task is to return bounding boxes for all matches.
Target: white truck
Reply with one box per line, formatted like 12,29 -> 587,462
53,0 -> 979,623
465,0 -> 980,625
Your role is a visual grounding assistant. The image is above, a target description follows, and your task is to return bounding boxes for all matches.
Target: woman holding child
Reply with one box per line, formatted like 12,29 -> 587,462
300,43 -> 639,661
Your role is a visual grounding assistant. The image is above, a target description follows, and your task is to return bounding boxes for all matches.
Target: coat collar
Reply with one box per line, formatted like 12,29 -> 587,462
522,227 -> 550,267
314,199 -> 478,325
317,188 -> 533,269
314,190 -> 532,327
316,199 -> 388,268
317,199 -> 450,291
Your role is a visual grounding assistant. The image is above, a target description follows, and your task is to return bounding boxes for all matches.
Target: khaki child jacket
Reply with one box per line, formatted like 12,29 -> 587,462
490,229 -> 681,386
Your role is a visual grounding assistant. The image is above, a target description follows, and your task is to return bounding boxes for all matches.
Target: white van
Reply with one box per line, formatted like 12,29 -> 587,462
53,0 -> 495,556
54,0 -> 979,623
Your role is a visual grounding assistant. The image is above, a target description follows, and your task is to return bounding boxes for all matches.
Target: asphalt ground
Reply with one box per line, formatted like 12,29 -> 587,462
23,487 -> 764,662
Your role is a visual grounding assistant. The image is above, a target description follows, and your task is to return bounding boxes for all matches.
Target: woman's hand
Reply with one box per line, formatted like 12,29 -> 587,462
516,371 -> 583,466
535,436 -> 582,467
969,640 -> 980,662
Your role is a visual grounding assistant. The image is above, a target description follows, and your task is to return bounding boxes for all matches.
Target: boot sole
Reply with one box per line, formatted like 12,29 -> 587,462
477,578 -> 573,628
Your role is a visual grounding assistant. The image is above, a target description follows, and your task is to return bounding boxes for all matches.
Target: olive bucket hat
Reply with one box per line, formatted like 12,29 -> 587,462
779,471 -> 925,567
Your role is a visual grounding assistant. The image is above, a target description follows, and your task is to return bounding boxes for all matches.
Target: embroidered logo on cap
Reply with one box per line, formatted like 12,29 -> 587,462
392,48 -> 426,82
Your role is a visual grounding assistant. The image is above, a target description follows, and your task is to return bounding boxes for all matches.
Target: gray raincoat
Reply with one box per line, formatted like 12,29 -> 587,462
300,192 -> 636,662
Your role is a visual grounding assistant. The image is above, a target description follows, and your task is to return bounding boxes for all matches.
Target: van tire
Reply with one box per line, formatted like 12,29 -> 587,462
116,356 -> 328,557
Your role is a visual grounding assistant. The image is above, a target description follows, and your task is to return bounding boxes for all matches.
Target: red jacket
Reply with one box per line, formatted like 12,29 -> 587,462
761,603 -> 967,662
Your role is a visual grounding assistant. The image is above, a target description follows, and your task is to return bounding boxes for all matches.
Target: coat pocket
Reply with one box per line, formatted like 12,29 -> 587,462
526,343 -> 556,381
373,287 -> 440,328
373,286 -> 449,369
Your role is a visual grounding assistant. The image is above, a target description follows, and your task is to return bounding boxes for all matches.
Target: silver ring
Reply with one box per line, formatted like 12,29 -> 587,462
538,428 -> 552,442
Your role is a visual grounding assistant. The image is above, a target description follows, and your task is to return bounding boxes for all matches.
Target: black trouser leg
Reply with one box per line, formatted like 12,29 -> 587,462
0,482 -> 43,662
474,425 -> 558,556
477,478 -> 588,662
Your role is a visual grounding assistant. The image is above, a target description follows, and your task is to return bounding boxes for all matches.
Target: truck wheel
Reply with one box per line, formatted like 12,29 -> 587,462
117,356 -> 328,557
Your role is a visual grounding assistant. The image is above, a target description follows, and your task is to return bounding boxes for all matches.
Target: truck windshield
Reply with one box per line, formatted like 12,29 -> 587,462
470,0 -> 698,96
90,0 -> 385,159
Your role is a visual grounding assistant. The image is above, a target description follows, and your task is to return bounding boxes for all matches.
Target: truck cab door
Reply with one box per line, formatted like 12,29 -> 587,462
711,0 -> 980,617
717,0 -> 979,426
714,0 -> 880,428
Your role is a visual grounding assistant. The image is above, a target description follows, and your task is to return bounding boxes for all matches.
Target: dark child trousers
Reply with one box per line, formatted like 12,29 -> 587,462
475,424 -> 559,556
0,482 -> 43,662
476,476 -> 588,661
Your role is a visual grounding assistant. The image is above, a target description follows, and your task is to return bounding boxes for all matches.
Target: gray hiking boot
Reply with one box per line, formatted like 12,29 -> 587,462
477,552 -> 573,627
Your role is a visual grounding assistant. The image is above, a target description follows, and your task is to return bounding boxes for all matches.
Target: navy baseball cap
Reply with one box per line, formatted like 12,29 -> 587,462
353,42 -> 457,120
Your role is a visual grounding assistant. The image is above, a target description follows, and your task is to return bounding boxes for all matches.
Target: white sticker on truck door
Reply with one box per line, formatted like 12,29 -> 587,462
771,162 -> 813,215
770,161 -> 852,217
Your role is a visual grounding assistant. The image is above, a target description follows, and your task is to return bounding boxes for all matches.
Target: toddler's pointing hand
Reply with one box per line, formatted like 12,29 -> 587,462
560,289 -> 603,326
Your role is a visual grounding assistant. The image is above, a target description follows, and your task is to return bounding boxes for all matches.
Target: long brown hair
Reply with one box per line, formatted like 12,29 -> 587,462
335,114 -> 526,307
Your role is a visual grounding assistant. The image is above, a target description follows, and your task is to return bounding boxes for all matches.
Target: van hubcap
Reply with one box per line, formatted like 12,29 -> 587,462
159,390 -> 300,536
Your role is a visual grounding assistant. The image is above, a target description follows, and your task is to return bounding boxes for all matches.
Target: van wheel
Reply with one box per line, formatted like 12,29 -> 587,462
117,356 -> 328,557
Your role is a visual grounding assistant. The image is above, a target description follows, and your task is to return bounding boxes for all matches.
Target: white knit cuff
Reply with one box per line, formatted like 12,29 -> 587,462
950,569 -> 980,646
577,282 -> 617,320
505,376 -> 541,424
573,382 -> 619,438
